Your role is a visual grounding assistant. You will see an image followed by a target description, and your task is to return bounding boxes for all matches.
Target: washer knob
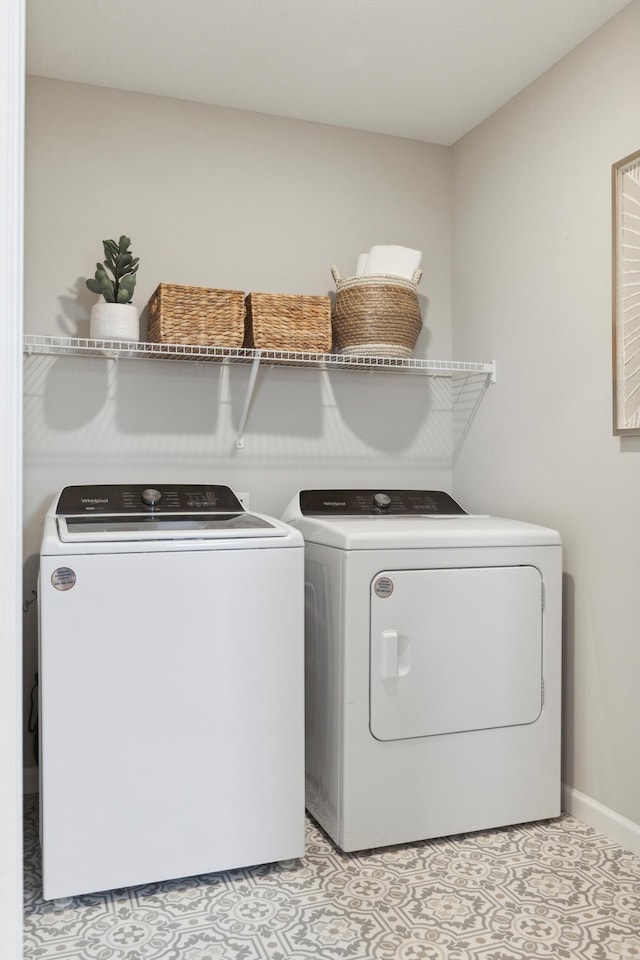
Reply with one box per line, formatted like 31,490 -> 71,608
141,487 -> 162,506
373,492 -> 391,510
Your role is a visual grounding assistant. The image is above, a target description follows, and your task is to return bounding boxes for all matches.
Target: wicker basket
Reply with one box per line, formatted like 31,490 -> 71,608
331,266 -> 423,358
244,292 -> 332,353
146,283 -> 246,347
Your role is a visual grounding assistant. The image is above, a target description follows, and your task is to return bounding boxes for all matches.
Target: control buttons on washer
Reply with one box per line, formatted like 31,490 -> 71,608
373,492 -> 391,510
141,488 -> 162,506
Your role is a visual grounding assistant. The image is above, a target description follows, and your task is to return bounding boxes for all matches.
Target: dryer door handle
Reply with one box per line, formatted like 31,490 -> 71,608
380,629 -> 411,679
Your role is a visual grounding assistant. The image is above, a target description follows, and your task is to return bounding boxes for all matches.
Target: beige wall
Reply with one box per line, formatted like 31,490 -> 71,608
453,1 -> 640,831
23,78 -> 455,769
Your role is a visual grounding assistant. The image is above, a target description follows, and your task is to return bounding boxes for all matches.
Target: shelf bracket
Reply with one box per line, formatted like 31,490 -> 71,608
235,352 -> 262,449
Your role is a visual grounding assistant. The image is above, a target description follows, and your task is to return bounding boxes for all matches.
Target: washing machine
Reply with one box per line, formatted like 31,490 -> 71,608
282,488 -> 562,852
39,483 -> 304,900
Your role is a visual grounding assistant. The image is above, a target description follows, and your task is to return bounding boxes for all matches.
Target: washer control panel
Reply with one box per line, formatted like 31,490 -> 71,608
299,489 -> 467,516
56,484 -> 244,516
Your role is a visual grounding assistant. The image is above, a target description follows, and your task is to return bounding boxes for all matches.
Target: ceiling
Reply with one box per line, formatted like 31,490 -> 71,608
26,0 -> 634,146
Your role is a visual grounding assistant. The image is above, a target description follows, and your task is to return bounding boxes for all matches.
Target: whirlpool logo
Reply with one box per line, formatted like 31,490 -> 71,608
81,498 -> 109,504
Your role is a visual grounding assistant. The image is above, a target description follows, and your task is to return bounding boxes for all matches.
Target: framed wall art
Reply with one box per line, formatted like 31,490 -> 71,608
613,148 -> 640,435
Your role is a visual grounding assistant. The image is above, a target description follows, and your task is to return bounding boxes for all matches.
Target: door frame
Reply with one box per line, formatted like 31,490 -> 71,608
0,0 -> 24,957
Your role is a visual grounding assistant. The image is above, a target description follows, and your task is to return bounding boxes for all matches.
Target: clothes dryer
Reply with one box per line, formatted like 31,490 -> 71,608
282,489 -> 562,852
39,484 -> 304,899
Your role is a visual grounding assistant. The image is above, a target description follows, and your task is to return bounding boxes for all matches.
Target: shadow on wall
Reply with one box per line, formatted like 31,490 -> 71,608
319,289 -> 439,452
227,364 -> 324,439
25,354 -> 223,435
328,369 -> 443,452
24,351 -> 490,459
56,277 -> 96,338
452,373 -> 495,463
26,354 -> 109,429
25,301 -> 490,463
115,360 -> 222,434
561,571 -> 575,791
22,553 -> 41,771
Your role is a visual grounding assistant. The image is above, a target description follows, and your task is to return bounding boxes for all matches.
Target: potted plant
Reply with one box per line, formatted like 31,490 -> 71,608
85,235 -> 140,341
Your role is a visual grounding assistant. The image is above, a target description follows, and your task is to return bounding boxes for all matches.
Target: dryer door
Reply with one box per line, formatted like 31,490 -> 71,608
370,565 -> 543,741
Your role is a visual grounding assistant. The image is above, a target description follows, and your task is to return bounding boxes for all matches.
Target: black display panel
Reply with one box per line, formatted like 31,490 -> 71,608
299,489 -> 467,516
56,484 -> 244,516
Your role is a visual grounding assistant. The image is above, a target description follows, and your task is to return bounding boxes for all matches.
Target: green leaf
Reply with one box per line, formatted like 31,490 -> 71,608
100,276 -> 115,301
119,275 -> 136,297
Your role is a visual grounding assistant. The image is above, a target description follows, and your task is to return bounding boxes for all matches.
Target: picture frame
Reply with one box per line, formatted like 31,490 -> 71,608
612,148 -> 640,435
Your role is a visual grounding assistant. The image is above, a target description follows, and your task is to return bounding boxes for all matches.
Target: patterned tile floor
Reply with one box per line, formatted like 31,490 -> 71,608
24,794 -> 640,960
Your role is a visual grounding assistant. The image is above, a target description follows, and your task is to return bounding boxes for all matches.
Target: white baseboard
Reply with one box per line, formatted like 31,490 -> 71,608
23,766 -> 39,795
562,783 -> 640,856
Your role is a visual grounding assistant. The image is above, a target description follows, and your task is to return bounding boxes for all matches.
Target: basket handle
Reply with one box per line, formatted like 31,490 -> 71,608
332,265 -> 422,286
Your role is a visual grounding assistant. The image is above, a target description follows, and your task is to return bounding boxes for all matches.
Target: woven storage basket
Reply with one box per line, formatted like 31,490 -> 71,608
244,292 -> 332,352
147,283 -> 246,347
331,266 -> 423,358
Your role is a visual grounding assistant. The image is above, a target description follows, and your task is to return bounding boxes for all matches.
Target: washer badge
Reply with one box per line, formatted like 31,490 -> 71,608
373,576 -> 394,599
51,567 -> 76,591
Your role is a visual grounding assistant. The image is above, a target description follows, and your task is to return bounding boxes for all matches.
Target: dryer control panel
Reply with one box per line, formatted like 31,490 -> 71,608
56,484 -> 244,516
299,489 -> 467,516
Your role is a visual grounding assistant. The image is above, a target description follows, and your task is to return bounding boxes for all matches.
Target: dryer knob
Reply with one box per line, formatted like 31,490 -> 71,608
373,492 -> 391,509
141,487 -> 162,506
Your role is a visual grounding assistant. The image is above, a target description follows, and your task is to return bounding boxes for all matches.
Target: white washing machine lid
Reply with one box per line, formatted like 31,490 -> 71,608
282,489 -> 561,549
42,484 -> 300,551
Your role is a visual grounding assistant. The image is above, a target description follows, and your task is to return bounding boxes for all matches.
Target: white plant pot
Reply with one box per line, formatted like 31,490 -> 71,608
90,302 -> 139,342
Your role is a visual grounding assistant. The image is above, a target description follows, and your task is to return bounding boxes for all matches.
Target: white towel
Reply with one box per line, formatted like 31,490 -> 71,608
355,253 -> 368,276
362,244 -> 422,280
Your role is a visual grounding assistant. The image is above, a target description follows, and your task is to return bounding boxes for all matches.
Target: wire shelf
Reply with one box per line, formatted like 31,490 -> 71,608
23,335 -> 495,380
